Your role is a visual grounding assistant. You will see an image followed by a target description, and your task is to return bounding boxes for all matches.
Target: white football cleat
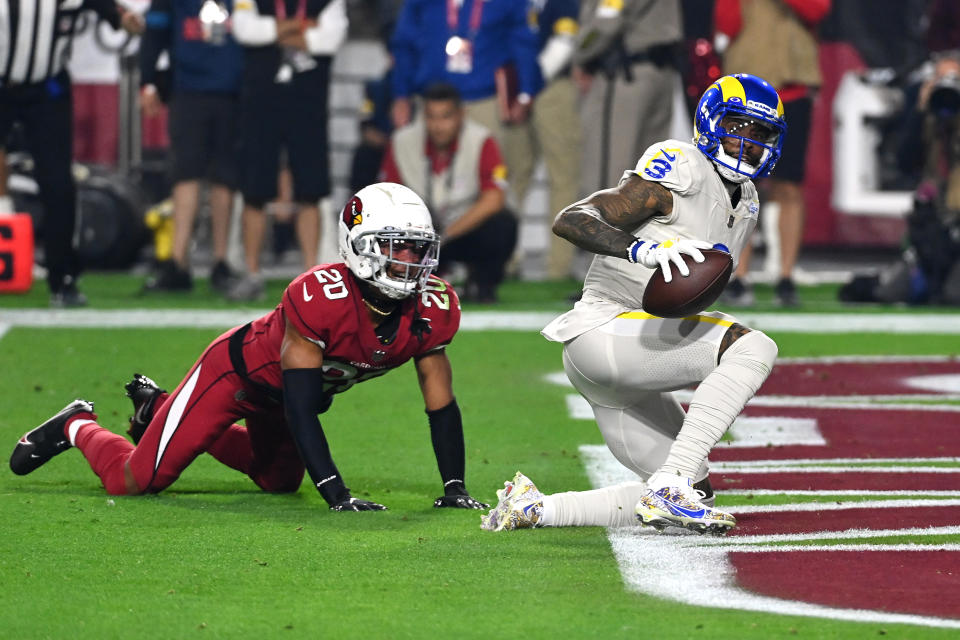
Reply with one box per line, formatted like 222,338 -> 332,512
480,471 -> 544,531
635,471 -> 735,535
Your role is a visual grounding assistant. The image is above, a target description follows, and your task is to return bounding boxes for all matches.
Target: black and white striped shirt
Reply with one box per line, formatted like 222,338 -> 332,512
1,0 -> 120,88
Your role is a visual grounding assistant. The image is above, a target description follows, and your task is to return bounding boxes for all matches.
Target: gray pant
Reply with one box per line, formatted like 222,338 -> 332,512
579,61 -> 677,195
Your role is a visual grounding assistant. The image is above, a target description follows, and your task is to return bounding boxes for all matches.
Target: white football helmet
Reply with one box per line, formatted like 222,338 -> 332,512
338,183 -> 440,300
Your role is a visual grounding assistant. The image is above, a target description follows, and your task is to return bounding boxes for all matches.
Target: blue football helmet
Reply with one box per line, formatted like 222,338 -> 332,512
693,73 -> 786,183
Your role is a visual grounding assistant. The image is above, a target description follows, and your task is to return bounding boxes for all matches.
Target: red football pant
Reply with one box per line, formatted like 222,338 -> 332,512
71,329 -> 304,495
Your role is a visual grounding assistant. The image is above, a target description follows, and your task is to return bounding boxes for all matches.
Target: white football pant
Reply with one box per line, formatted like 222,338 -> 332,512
540,311 -> 777,527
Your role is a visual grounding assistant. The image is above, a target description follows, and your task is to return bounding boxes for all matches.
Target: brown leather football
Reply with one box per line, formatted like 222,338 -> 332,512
641,248 -> 733,318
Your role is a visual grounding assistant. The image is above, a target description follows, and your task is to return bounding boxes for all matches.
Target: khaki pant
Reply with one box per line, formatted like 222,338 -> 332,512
500,77 -> 583,279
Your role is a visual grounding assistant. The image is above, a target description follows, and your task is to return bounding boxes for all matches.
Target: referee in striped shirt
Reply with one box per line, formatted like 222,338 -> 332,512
0,0 -> 143,306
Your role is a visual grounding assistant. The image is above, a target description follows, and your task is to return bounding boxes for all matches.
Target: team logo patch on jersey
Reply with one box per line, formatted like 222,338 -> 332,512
342,196 -> 363,229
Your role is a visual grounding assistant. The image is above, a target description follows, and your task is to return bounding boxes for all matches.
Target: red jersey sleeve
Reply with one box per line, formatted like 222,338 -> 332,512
478,137 -> 507,192
379,142 -> 403,184
415,275 -> 461,353
783,0 -> 830,26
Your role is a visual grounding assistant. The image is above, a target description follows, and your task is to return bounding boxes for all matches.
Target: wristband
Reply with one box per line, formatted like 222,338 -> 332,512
626,239 -> 658,264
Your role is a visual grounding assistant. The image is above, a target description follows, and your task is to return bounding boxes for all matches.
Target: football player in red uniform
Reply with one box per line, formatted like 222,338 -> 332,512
10,183 -> 487,512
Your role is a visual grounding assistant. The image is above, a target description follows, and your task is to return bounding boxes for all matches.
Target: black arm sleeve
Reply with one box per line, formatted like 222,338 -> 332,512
83,0 -> 122,29
282,368 -> 350,506
139,0 -> 173,87
426,399 -> 466,494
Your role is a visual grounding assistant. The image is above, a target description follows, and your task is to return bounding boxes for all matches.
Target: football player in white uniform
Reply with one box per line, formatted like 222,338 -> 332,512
482,74 -> 786,534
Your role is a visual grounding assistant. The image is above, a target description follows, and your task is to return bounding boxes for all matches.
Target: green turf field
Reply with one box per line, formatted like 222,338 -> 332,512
2,274 -> 959,639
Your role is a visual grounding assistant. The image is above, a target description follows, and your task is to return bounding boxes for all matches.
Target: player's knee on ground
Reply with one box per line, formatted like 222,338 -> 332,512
252,467 -> 305,494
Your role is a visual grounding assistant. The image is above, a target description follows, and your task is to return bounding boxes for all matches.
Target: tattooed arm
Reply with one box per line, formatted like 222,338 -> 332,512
552,173 -> 673,257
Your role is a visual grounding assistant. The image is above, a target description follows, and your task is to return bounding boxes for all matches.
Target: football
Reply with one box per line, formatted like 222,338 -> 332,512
642,248 -> 733,318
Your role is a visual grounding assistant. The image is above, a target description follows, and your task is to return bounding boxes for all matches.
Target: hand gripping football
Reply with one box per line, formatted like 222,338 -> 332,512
642,248 -> 733,318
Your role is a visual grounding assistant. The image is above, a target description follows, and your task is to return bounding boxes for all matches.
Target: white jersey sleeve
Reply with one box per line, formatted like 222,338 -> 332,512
632,140 -> 703,197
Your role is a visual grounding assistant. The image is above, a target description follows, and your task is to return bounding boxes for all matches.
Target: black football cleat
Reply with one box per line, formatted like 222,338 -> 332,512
125,374 -> 166,444
10,399 -> 95,475
693,476 -> 715,508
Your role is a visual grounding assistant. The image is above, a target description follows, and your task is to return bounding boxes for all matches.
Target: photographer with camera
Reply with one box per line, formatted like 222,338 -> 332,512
840,2 -> 960,306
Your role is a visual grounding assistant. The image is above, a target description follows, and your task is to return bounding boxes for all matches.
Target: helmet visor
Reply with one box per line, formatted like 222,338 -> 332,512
363,229 -> 440,287
719,114 -> 782,146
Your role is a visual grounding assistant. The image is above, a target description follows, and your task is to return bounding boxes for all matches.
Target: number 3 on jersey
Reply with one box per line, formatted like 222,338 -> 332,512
421,278 -> 449,309
304,268 -> 348,301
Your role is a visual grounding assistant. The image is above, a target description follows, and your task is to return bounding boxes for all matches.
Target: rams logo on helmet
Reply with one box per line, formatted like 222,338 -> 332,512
342,196 -> 363,229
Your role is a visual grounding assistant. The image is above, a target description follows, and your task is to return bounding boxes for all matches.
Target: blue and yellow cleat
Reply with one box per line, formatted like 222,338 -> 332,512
480,471 -> 544,531
635,472 -> 735,535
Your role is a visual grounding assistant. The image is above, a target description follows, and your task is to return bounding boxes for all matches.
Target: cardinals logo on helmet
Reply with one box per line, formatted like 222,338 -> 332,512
342,196 -> 363,229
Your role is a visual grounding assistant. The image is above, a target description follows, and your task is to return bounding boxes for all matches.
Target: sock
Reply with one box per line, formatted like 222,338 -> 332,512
69,416 -> 136,495
206,424 -> 253,474
66,414 -> 97,445
541,482 -> 647,527
660,330 -> 777,479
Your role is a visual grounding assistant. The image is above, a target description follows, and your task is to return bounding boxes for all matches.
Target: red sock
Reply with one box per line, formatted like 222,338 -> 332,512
68,416 -> 135,495
206,424 -> 253,475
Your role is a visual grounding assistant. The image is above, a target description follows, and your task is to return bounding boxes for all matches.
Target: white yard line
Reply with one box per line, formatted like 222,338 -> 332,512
726,498 -> 960,514
713,457 -> 960,467
720,489 -> 960,497
707,465 -> 960,474
1,309 -> 960,333
581,445 -> 960,629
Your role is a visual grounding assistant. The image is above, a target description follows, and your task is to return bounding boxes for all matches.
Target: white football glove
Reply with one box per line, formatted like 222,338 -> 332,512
627,237 -> 713,283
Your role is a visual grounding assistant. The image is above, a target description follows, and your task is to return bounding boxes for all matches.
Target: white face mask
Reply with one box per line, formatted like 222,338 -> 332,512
713,147 -> 755,183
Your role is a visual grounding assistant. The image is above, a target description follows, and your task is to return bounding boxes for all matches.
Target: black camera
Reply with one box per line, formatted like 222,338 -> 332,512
928,72 -> 960,116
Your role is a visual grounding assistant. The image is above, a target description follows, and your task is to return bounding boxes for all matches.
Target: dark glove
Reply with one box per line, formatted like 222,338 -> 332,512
330,497 -> 388,512
434,482 -> 489,509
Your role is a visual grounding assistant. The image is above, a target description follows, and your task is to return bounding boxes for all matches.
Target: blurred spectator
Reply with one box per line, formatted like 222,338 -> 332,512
349,67 -> 394,194
230,0 -> 348,300
0,0 -> 143,306
0,148 -> 11,213
679,0 -> 722,119
501,0 -> 582,280
380,83 -> 517,303
574,0 -> 682,196
139,0 -> 243,293
715,0 -> 831,307
844,4 -> 960,306
389,0 -> 542,187
345,0 -> 402,40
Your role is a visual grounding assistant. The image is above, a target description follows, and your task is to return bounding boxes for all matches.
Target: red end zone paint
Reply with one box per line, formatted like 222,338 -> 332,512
761,360 -> 960,397
728,505 -> 960,537
711,406 -> 960,461
730,550 -> 960,619
715,471 -> 960,492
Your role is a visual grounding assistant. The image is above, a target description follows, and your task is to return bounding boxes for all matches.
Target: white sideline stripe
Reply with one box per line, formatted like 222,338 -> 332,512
581,445 -> 960,629
707,465 -> 960,474
726,499 -> 960,514
155,365 -> 202,471
0,323 -> 9,340
2,309 -> 960,333
721,489 -> 960,497
694,525 -> 960,547
743,396 -> 960,411
713,457 -> 960,467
